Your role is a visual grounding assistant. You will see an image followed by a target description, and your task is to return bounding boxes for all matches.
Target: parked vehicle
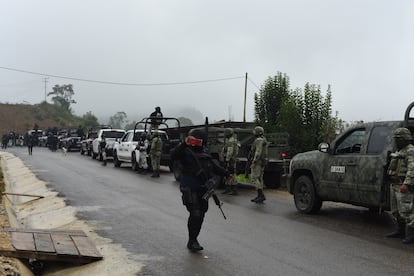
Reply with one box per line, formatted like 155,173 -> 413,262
286,102 -> 414,214
80,131 -> 98,156
113,129 -> 168,169
60,130 -> 82,151
168,121 -> 291,188
127,117 -> 181,172
92,128 -> 126,161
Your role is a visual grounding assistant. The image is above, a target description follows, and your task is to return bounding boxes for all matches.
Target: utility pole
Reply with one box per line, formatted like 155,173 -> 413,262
43,77 -> 49,102
243,72 -> 248,122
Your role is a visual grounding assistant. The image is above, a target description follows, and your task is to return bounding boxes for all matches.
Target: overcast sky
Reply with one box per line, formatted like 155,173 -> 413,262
1,0 -> 413,125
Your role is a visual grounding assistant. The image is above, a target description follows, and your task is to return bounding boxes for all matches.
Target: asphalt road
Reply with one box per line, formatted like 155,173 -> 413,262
5,146 -> 414,276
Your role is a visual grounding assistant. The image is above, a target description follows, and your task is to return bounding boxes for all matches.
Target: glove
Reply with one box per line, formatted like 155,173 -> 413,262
400,183 -> 409,193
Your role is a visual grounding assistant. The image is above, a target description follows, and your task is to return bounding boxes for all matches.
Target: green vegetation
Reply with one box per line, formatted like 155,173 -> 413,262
254,72 -> 344,154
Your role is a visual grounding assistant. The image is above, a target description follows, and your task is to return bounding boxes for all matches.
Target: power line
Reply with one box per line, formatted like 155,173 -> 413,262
247,77 -> 261,91
0,66 -> 244,86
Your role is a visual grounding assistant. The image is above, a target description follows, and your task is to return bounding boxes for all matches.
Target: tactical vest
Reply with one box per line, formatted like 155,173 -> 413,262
388,144 -> 414,183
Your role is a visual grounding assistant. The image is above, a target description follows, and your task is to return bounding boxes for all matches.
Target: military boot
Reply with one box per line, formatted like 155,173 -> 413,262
187,239 -> 204,252
402,226 -> 414,244
254,189 -> 266,204
222,185 -> 231,194
151,170 -> 160,178
229,185 -> 238,195
251,190 -> 260,202
385,221 -> 406,238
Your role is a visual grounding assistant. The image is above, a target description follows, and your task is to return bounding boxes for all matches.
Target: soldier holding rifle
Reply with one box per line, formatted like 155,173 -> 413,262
171,130 -> 229,252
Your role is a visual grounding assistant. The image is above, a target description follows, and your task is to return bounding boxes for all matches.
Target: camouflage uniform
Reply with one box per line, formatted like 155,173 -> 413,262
250,126 -> 268,203
386,127 -> 414,244
221,128 -> 239,195
150,131 -> 163,177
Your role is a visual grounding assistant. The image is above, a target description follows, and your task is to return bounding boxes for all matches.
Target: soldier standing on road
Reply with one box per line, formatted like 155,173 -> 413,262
250,126 -> 268,204
26,133 -> 34,155
100,133 -> 107,166
171,131 -> 229,252
221,128 -> 240,195
386,127 -> 414,244
150,131 -> 163,177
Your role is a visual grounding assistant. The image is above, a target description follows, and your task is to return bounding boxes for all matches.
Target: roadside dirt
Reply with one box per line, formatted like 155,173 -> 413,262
0,168 -> 21,276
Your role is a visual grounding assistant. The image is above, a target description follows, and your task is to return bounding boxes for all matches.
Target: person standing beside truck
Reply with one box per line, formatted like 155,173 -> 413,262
386,127 -> 414,244
221,128 -> 240,195
250,126 -> 268,204
150,130 -> 163,177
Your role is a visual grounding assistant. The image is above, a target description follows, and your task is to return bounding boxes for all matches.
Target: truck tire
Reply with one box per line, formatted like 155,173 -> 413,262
113,152 -> 121,167
293,175 -> 322,214
131,153 -> 139,171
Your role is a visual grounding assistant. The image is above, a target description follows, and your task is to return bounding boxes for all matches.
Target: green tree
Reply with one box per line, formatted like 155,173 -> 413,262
81,111 -> 99,131
254,73 -> 341,154
47,84 -> 76,113
108,111 -> 127,129
254,72 -> 290,132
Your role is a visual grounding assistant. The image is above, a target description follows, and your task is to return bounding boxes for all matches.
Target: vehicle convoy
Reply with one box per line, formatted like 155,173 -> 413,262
92,128 -> 126,161
287,101 -> 414,214
80,130 -> 98,156
168,120 -> 291,188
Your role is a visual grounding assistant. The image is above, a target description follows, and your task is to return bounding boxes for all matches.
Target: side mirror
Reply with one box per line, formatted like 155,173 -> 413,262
318,142 -> 330,153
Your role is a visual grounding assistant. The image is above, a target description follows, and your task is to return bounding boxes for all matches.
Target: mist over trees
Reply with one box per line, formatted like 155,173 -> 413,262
108,111 -> 127,129
254,72 -> 344,154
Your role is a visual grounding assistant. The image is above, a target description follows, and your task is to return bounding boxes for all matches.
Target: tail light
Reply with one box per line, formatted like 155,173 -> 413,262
281,152 -> 287,159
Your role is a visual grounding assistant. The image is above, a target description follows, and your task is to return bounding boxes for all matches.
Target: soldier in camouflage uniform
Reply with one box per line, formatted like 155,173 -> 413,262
386,127 -> 414,244
221,128 -> 240,195
150,130 -> 163,178
250,126 -> 268,204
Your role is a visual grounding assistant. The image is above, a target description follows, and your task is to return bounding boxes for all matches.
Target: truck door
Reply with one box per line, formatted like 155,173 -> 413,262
119,132 -> 133,160
354,125 -> 391,207
320,128 -> 366,203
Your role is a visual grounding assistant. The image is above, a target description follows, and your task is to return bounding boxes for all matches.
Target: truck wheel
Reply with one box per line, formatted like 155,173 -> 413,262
173,160 -> 182,181
293,175 -> 322,214
131,153 -> 139,171
113,152 -> 121,167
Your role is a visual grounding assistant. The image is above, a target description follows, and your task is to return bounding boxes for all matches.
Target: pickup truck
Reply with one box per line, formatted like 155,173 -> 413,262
92,128 -> 126,161
287,102 -> 414,214
60,130 -> 82,151
170,125 -> 290,188
112,129 -> 169,170
80,131 -> 98,156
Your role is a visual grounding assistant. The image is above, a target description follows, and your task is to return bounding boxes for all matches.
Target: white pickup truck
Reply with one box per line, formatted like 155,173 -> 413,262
112,129 -> 168,170
92,128 -> 126,161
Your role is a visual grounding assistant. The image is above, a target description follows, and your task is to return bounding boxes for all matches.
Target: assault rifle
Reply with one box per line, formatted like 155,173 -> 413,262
244,149 -> 253,179
202,178 -> 227,219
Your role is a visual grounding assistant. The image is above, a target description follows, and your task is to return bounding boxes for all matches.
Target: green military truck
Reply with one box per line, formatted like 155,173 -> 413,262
170,122 -> 291,188
287,102 -> 414,214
